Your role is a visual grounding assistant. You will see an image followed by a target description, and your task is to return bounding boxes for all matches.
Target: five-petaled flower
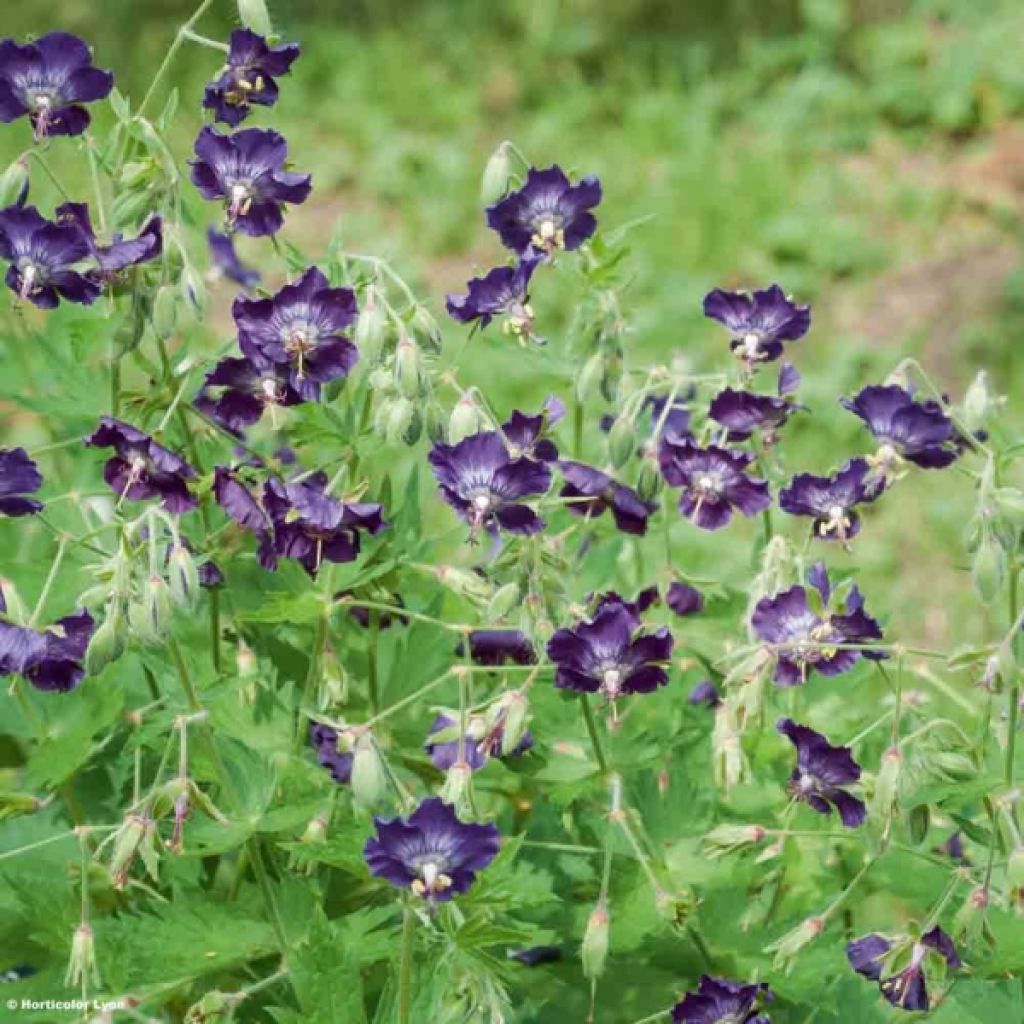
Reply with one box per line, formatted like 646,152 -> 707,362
195,355 -> 304,435
428,430 -> 551,539
425,711 -> 533,771
0,204 -> 99,308
703,284 -> 810,365
547,594 -> 673,703
779,458 -> 881,543
56,201 -> 162,285
0,32 -> 113,140
777,717 -> 866,827
559,460 -> 655,535
486,165 -> 601,257
659,438 -> 771,530
85,417 -> 197,514
364,796 -> 500,902
671,974 -> 773,1024
0,607 -> 94,693
234,266 -> 358,402
751,563 -> 884,685
190,126 -> 312,237
847,927 -> 961,1012
203,29 -> 300,127
0,447 -> 43,516
708,364 -> 802,442
447,256 -> 543,343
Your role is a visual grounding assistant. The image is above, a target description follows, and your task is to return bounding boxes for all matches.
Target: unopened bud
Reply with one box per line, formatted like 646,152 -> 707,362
435,566 -> 492,603
500,691 -> 530,756
581,903 -> 610,980
237,0 -> 273,36
151,284 -> 178,340
607,416 -> 635,469
64,923 -> 100,989
767,915 -> 823,969
355,290 -> 389,363
972,533 -> 1004,604
411,306 -> 442,353
448,395 -> 482,443
85,612 -> 125,674
181,264 -> 207,321
350,733 -> 388,810
424,401 -> 445,443
480,141 -> 514,205
167,545 -> 200,609
129,575 -> 174,645
907,803 -> 930,846
439,760 -> 475,817
701,823 -> 768,859
952,886 -> 989,946
636,458 -> 662,502
395,337 -> 424,398
0,157 -> 29,208
385,397 -> 416,445
871,746 -> 903,828
486,582 -> 520,621
320,647 -> 349,709
108,814 -> 156,887
962,371 -> 998,433
575,353 -> 604,403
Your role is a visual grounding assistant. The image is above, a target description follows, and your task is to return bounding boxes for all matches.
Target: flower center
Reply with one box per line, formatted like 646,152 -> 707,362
694,472 -> 720,497
530,217 -> 565,253
228,182 -> 253,220
797,772 -> 817,793
602,666 -> 623,696
503,301 -> 535,340
820,503 -> 851,537
17,262 -> 40,300
472,492 -> 493,512
409,858 -> 454,898
740,331 -> 762,359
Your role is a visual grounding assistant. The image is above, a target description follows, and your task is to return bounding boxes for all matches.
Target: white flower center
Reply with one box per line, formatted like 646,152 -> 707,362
602,667 -> 622,696
741,332 -> 761,357
472,493 -> 492,512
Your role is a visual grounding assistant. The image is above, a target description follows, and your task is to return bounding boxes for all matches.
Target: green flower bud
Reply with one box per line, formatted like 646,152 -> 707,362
952,886 -> 988,946
85,610 -> 125,675
607,416 -> 635,469
581,903 -> 610,980
167,544 -> 200,609
448,394 -> 482,443
962,371 -> 999,433
150,776 -> 188,821
766,915 -> 824,970
439,760 -> 475,817
500,690 -> 530,756
435,566 -> 492,603
355,289 -> 389,363
411,306 -> 443,353
907,803 -> 930,846
701,823 -> 768,859
119,160 -> 153,189
395,337 -> 424,399
712,699 -> 749,792
64,923 -> 100,990
636,458 -> 662,502
0,790 -> 42,822
486,582 -> 521,621
108,814 -> 155,887
424,401 -> 446,443
151,284 -> 178,340
237,0 -> 273,36
350,733 -> 388,811
870,746 -> 903,833
0,157 -> 28,208
319,647 -> 349,709
575,353 -> 604,403
129,575 -> 174,646
972,533 -> 1004,604
480,141 -> 514,205
385,396 -> 416,445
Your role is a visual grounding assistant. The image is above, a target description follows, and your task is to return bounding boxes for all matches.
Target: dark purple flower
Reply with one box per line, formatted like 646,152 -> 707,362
486,165 -> 601,257
703,283 -> 810,364
559,460 -> 654,535
203,29 -> 299,127
778,458 -> 881,543
645,392 -> 693,445
667,582 -> 703,617
85,417 -> 197,513
0,609 -> 94,693
195,355 -> 303,435
708,388 -> 796,443
501,395 -> 564,462
0,205 -> 99,308
777,718 -> 866,827
936,830 -> 966,862
688,679 -> 721,708
207,227 -> 259,289
659,439 -> 770,531
547,599 -> 673,701
428,431 -> 551,539
364,797 -> 500,902
0,447 -> 43,516
213,465 -> 271,539
425,712 -> 533,772
841,385 -> 960,473
190,126 -> 312,237
233,267 -> 358,401
847,927 -> 960,1012
465,629 -> 536,666
309,722 -> 352,784
446,256 -> 542,342
589,588 -> 661,619
0,32 -> 113,140
671,974 -> 773,1024
751,563 -> 884,685
55,202 -> 161,281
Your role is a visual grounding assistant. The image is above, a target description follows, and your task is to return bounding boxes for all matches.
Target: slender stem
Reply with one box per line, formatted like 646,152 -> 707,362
398,903 -> 415,1024
84,135 -> 108,234
23,149 -> 73,201
248,841 -> 289,951
1006,565 -> 1020,788
295,613 -> 329,750
179,28 -> 230,51
339,598 -> 465,634
367,610 -> 381,714
573,399 -> 584,459
29,535 -> 67,627
580,694 -> 609,774
0,827 -> 112,862
110,354 -> 121,417
209,587 -> 222,675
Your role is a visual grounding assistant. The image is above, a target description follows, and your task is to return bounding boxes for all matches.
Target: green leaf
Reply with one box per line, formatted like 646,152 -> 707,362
287,905 -> 368,1024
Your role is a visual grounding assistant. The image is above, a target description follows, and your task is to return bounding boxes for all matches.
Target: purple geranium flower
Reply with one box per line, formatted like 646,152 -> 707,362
0,447 -> 43,516
364,797 -> 500,903
777,718 -> 866,827
547,597 -> 673,701
659,439 -> 771,530
502,396 -> 564,462
190,126 -> 312,237
671,975 -> 773,1024
0,609 -> 94,693
465,629 -> 536,666
309,722 -> 353,784
841,384 -> 960,474
425,712 -> 533,771
847,927 -> 960,1012
645,392 -> 693,445
486,165 -> 601,257
428,430 -> 551,539
203,29 -> 299,127
55,202 -> 162,282
667,582 -> 703,617
751,563 -> 884,685
447,256 -> 542,343
85,417 -> 197,514
0,205 -> 99,308
559,460 -> 655,535
233,267 -> 358,401
703,283 -> 810,364
0,32 -> 113,140
779,458 -> 880,543
708,382 -> 798,443
195,355 -> 303,435
207,227 -> 259,289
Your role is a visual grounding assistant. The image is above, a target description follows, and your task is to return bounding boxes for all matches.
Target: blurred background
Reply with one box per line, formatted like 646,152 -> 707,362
3,0 -> 1024,647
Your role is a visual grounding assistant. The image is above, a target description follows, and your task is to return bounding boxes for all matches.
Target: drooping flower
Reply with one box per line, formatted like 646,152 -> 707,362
195,355 -> 303,435
590,588 -> 660,619
547,597 -> 673,701
688,679 -> 721,708
841,384 -> 960,477
190,126 -> 312,237
703,284 -> 810,364
55,202 -> 162,282
0,609 -> 94,693
558,460 -> 655,535
847,927 -> 961,1012
85,418 -> 197,513
501,395 -> 564,462
671,974 -> 773,1024
446,256 -> 543,343
465,629 -> 536,666
0,205 -> 99,308
486,165 -> 601,257
777,718 -> 866,827
309,722 -> 353,784
233,267 -> 358,401
751,562 -> 884,685
658,439 -> 771,530
0,447 -> 43,516
778,458 -> 881,542
0,32 -> 113,140
667,582 -> 703,617
203,29 -> 300,127
428,430 -> 551,539
708,365 -> 801,442
425,711 -> 533,771
207,227 -> 260,289
364,797 -> 500,902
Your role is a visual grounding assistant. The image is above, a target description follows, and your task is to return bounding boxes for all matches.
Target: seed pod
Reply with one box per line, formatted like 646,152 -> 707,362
151,284 -> 178,340
350,733 -> 388,810
0,157 -> 29,209
581,903 -> 610,980
394,337 -> 424,398
237,0 -> 273,36
486,582 -> 521,621
167,545 -> 200,609
448,394 -> 482,443
480,141 -> 514,205
607,416 -> 635,469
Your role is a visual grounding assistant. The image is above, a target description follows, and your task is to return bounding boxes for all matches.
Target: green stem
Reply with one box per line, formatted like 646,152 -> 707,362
84,134 -> 108,234
367,610 -> 381,714
573,399 -> 584,459
580,694 -> 609,774
29,535 -> 67,626
23,149 -> 73,201
295,613 -> 330,751
398,903 -> 415,1024
1006,565 -> 1020,788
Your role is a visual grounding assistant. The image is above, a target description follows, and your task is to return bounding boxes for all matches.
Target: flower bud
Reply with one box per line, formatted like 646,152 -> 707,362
355,289 -> 389,363
448,394 -> 482,443
581,903 -> 610,980
119,160 -> 153,189
500,691 -> 530,756
607,416 -> 636,469
907,803 -> 930,846
301,812 -> 330,846
435,566 -> 492,603
167,545 -> 200,609
108,814 -> 155,887
319,647 -> 349,709
85,611 -> 125,675
0,157 -> 29,209
181,264 -> 207,321
0,790 -> 42,820
701,823 -> 768,859
424,401 -> 446,443
411,306 -> 443,353
129,575 -> 174,645
480,141 -> 514,205
149,776 -> 188,822
636,458 -> 662,502
151,284 -> 178,340
767,915 -> 823,969
439,760 -> 475,817
486,582 -> 521,621
962,371 -> 998,433
972,532 -> 1005,604
712,700 -> 749,792
394,336 -> 424,399
575,353 -> 604,403
952,886 -> 989,946
384,396 -> 416,445
871,746 -> 903,833
350,733 -> 388,810
64,923 -> 100,989
237,0 -> 273,36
